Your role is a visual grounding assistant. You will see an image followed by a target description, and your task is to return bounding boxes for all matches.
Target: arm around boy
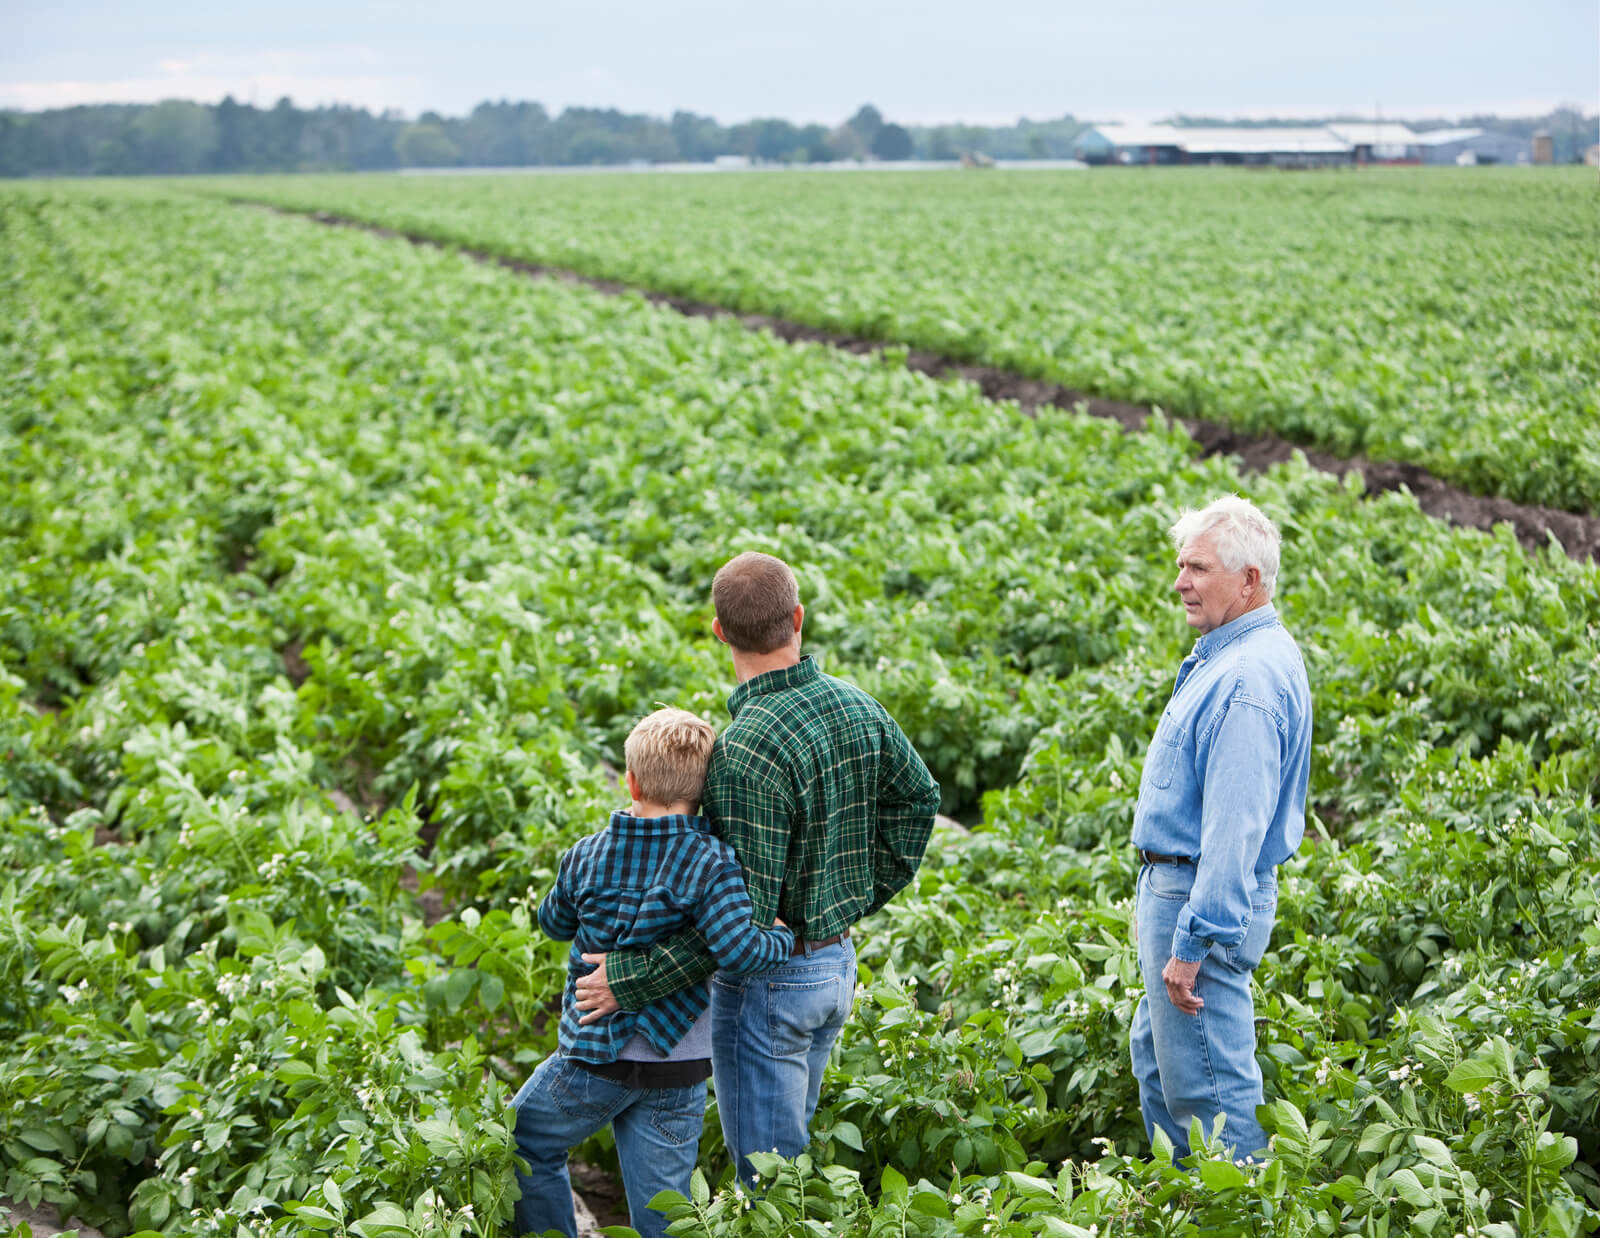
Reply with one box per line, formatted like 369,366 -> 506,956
576,553 -> 942,1183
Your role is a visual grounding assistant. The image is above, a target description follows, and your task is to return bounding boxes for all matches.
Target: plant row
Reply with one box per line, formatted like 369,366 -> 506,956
200,166 -> 1600,515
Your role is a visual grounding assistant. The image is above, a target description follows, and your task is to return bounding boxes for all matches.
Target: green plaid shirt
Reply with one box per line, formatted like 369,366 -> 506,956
607,656 -> 941,1011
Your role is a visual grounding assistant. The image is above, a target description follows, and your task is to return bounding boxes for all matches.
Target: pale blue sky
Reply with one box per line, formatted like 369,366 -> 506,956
3,1 -> 1595,122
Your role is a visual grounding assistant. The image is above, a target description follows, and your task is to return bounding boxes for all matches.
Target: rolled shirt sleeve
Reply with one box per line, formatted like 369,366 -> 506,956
1171,694 -> 1282,963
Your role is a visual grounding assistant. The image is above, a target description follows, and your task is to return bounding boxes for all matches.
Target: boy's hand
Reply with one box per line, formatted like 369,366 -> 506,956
774,916 -> 788,929
574,953 -> 619,1022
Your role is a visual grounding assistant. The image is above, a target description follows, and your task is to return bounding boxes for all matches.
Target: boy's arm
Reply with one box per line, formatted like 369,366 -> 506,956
536,850 -> 580,942
607,766 -> 792,1010
694,849 -> 795,975
866,721 -> 941,916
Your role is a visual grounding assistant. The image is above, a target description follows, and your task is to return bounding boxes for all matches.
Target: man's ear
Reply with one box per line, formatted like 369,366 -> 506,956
1242,566 -> 1261,596
712,617 -> 727,644
792,603 -> 804,636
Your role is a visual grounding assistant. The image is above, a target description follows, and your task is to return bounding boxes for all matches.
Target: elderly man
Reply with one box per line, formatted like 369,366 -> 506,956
1130,495 -> 1312,1161
574,551 -> 941,1182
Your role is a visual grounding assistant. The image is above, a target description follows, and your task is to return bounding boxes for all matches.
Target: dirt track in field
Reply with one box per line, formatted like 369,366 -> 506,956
256,204 -> 1600,564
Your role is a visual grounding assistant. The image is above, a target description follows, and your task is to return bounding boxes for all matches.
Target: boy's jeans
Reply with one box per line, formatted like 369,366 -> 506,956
509,1052 -> 705,1238
1129,860 -> 1276,1160
710,936 -> 857,1183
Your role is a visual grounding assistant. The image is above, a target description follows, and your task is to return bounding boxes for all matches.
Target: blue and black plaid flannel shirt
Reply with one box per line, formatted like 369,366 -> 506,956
538,811 -> 795,1063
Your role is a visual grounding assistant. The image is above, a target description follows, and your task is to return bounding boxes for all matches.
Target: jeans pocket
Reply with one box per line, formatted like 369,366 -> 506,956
1144,861 -> 1194,902
548,1058 -> 626,1123
1222,898 -> 1276,974
650,1081 -> 708,1146
766,977 -> 846,1056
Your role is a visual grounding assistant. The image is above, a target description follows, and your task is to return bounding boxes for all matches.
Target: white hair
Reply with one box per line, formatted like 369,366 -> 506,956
1170,496 -> 1282,599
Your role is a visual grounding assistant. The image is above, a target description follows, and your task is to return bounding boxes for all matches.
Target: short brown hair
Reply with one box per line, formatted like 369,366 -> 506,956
712,552 -> 799,653
624,708 -> 716,808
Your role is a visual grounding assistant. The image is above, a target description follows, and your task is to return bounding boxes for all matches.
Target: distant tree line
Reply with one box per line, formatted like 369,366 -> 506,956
1,96 -> 1592,177
0,97 -> 1088,176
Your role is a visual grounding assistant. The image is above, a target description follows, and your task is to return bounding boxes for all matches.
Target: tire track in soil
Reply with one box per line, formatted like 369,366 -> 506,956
242,202 -> 1600,565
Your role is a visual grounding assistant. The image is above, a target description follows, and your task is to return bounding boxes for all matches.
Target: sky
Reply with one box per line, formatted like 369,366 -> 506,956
3,0 -> 1596,124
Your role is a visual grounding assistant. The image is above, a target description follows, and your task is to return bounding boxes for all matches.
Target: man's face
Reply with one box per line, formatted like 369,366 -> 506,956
1174,535 -> 1252,635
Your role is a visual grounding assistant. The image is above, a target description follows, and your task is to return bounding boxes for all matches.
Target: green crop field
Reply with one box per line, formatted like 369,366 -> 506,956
2,181 -> 1598,1238
208,166 -> 1600,516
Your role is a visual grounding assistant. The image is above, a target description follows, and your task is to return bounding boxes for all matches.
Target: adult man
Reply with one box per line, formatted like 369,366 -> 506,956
574,551 -> 941,1181
1130,496 -> 1312,1161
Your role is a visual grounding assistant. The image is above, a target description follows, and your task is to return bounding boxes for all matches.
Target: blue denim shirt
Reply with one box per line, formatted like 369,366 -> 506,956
1131,604 -> 1312,963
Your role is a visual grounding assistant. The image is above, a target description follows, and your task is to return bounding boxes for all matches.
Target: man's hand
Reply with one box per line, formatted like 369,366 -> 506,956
1162,956 -> 1204,1015
574,953 -> 619,1024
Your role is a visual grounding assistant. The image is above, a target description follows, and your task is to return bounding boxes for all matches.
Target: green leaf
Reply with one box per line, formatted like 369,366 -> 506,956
1444,1059 -> 1500,1092
1003,1170 -> 1055,1198
443,967 -> 476,1011
689,1168 -> 710,1207
1198,1159 -> 1247,1191
1384,1168 -> 1433,1207
879,1165 -> 908,1201
1412,1135 -> 1454,1168
478,972 -> 505,1012
907,1189 -> 951,1219
830,1120 -> 863,1151
275,1059 -> 316,1084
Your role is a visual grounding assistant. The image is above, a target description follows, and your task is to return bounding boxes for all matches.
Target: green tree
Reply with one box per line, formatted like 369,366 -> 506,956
395,122 -> 460,167
132,100 -> 217,174
872,122 -> 913,161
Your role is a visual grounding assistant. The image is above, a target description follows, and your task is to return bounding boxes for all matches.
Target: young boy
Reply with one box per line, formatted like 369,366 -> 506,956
510,708 -> 794,1238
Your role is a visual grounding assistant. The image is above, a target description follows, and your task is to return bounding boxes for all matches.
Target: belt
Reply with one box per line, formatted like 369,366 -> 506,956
791,928 -> 850,956
1138,849 -> 1192,865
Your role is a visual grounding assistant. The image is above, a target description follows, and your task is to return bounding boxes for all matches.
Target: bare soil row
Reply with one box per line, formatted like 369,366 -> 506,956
262,205 -> 1600,564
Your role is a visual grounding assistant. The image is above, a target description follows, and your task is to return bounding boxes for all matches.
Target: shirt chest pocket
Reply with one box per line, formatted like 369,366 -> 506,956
1145,715 -> 1187,790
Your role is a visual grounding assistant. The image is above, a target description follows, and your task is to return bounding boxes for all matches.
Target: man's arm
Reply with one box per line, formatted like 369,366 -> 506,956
602,765 -> 794,1011
1172,695 -> 1282,963
865,721 -> 941,916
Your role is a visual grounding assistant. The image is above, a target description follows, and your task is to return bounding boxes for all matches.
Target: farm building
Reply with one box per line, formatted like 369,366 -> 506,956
1326,122 -> 1422,163
1414,128 -> 1531,166
1070,123 -> 1188,165
1072,122 -> 1363,167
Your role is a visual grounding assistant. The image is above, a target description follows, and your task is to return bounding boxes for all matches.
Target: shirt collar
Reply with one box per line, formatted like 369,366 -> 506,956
608,811 -> 711,835
1193,603 -> 1278,661
727,654 -> 819,718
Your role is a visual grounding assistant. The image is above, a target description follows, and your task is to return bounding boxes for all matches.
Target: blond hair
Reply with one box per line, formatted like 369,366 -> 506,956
624,708 -> 716,808
712,552 -> 799,653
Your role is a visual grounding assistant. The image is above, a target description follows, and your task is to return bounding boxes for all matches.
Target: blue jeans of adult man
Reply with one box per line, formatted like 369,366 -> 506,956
509,1053 -> 705,1238
710,936 -> 857,1183
1130,860 -> 1277,1159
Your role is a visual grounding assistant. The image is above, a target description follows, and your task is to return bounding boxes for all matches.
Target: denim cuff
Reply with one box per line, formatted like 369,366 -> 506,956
1171,929 -> 1211,963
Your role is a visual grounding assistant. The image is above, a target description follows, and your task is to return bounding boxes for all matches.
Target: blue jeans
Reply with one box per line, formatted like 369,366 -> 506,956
710,937 -> 857,1183
509,1052 -> 706,1238
1130,861 -> 1276,1160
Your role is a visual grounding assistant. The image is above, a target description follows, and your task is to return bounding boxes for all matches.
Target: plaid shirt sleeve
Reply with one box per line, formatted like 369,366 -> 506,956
608,762 -> 795,1010
536,848 -> 580,942
866,721 -> 941,915
695,845 -> 795,973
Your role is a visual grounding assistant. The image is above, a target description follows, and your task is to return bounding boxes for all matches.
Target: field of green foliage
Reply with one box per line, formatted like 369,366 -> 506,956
2,181 -> 1598,1238
208,166 -> 1600,515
